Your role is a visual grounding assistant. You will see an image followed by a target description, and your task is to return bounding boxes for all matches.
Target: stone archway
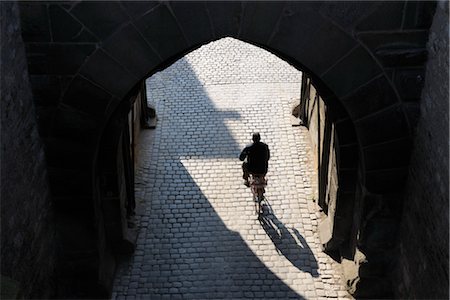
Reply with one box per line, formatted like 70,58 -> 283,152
16,1 -> 437,297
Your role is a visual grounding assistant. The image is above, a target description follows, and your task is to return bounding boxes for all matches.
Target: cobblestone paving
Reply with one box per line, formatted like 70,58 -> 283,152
113,38 -> 350,299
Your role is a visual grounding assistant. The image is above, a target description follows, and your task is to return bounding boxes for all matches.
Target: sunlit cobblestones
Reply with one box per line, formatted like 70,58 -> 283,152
112,38 -> 349,299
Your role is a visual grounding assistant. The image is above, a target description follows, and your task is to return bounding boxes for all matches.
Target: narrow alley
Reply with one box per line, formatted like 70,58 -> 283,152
112,38 -> 349,299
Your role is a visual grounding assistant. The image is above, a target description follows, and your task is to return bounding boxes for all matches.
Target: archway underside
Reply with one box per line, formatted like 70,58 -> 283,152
18,1 -> 436,298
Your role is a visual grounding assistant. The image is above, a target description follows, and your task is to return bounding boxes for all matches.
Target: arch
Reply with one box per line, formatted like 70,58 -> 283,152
18,1 -> 435,297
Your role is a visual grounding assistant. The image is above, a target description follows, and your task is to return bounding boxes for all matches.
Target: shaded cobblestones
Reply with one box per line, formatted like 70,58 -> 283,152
113,38 -> 349,299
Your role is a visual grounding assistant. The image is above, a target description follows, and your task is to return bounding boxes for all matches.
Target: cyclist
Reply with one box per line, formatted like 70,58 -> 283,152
239,132 -> 270,187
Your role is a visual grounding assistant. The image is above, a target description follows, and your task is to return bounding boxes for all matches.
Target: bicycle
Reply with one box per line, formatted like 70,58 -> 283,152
249,174 -> 267,215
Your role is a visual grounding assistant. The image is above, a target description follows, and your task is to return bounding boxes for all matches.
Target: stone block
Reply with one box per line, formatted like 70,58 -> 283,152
355,2 -> 405,31
239,1 -> 285,44
354,106 -> 410,147
318,1 -> 378,31
341,76 -> 399,120
322,46 -> 382,98
120,0 -> 159,19
71,1 -> 129,40
268,4 -> 323,65
206,1 -> 243,38
103,24 -> 160,79
62,75 -> 112,116
169,2 -> 212,46
25,43 -> 96,75
134,4 -> 187,61
18,2 -> 51,42
363,138 -> 412,171
49,5 -> 97,42
79,49 -> 138,98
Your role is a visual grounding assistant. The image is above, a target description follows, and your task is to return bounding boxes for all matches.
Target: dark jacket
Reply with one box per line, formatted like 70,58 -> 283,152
239,141 -> 270,174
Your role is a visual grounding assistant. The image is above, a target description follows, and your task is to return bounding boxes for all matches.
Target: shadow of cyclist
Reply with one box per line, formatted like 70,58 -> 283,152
258,201 -> 319,277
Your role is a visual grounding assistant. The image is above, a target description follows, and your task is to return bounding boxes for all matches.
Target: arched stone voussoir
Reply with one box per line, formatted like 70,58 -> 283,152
362,138 -> 413,172
169,1 -> 214,47
238,1 -> 286,45
341,75 -> 400,121
133,3 -> 188,61
205,1 -> 243,39
267,2 -> 358,76
61,75 -> 113,117
321,46 -> 383,99
354,105 -> 411,148
78,48 -> 139,99
101,23 -> 162,80
70,1 -> 130,40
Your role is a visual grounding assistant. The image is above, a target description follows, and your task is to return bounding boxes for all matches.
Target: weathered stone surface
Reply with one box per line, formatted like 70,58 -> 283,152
79,49 -> 138,98
318,1 -> 378,31
49,4 -> 97,42
322,46 -> 382,98
206,1 -> 243,38
25,43 -> 96,75
341,75 -> 399,120
134,5 -> 187,62
103,24 -> 161,79
18,2 -> 51,42
169,1 -> 213,46
119,0 -> 159,19
61,75 -> 112,116
355,1 -> 405,31
354,106 -> 410,147
71,1 -> 129,40
239,1 -> 285,44
1,2 -> 56,298
394,2 -> 449,298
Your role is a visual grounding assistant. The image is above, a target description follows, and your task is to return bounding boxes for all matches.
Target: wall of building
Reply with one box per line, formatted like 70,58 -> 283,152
395,2 -> 449,298
0,2 -> 56,298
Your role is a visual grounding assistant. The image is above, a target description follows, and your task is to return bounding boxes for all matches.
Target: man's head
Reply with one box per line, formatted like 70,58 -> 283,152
252,132 -> 261,143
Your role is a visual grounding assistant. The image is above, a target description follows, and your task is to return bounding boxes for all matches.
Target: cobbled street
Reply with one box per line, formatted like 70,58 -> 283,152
112,38 -> 349,299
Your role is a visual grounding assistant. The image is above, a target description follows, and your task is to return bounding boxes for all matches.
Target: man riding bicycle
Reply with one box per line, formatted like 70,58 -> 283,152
239,133 -> 270,187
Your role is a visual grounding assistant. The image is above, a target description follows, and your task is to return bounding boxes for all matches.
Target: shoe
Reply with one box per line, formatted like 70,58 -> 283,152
244,180 -> 250,187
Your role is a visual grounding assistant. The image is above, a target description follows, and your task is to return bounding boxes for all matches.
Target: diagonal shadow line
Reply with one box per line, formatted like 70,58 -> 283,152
259,200 -> 319,277
136,161 -> 306,299
117,41 -> 316,298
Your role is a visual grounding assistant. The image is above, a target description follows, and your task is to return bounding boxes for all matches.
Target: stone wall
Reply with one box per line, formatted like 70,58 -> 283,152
394,2 -> 449,298
300,76 -> 340,245
0,2 -> 56,298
